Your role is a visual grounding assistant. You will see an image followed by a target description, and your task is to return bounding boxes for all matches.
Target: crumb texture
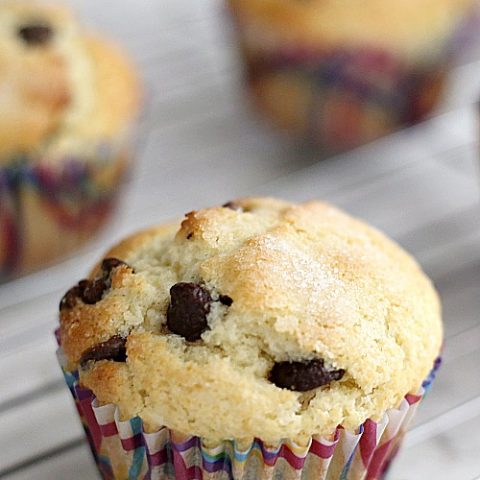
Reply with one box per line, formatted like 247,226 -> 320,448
60,198 -> 442,442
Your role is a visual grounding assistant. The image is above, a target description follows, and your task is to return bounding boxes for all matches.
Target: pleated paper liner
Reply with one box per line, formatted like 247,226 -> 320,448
0,134 -> 134,282
56,332 -> 441,480
229,3 -> 480,150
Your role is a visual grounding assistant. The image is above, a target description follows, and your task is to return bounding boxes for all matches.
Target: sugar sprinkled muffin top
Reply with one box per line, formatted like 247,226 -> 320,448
59,198 -> 442,442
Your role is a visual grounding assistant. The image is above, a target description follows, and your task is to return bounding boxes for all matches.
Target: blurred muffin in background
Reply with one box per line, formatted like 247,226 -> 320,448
0,1 -> 141,281
227,0 -> 479,151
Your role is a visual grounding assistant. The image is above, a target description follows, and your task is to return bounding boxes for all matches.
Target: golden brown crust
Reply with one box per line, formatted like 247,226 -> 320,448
61,224 -> 177,368
228,0 -> 475,55
80,361 -> 144,417
60,198 -> 442,441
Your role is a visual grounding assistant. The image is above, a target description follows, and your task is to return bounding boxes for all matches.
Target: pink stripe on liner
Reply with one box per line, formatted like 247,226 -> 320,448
121,433 -> 144,451
99,421 -> 117,437
405,393 -> 422,405
310,438 -> 338,459
186,466 -> 203,480
282,447 -> 307,470
365,438 -> 394,480
359,420 -> 378,468
75,388 -> 103,452
172,448 -> 203,480
147,448 -> 168,467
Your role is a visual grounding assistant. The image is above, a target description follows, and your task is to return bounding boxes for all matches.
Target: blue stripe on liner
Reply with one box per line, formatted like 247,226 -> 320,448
340,424 -> 364,480
128,417 -> 146,479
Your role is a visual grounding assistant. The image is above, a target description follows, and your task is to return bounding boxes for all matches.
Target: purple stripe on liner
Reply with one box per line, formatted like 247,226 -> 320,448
255,439 -> 283,465
257,441 -> 307,469
147,448 -> 168,467
121,433 -> 144,451
75,386 -> 95,401
99,421 -> 117,437
172,436 -> 200,452
202,459 -> 231,473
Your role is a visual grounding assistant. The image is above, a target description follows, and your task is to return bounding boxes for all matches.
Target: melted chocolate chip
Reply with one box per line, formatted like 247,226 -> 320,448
59,258 -> 132,311
101,258 -> 130,288
102,257 -> 128,276
219,294 -> 233,306
80,336 -> 127,367
59,282 -> 87,311
18,24 -> 52,45
59,285 -> 82,310
80,279 -> 105,305
269,359 -> 345,391
222,201 -> 242,211
167,283 -> 212,341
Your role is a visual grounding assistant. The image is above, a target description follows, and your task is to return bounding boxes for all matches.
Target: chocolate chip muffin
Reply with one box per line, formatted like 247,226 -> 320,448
227,0 -> 479,150
58,198 -> 442,479
0,1 -> 141,281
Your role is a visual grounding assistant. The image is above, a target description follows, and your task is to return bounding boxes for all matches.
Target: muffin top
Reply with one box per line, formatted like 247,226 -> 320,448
0,1 -> 140,162
228,0 -> 475,57
59,198 -> 442,443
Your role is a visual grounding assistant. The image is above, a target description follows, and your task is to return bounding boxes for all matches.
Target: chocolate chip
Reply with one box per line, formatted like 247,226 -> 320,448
80,279 -> 105,305
59,258 -> 132,311
101,258 -> 130,287
18,23 -> 52,45
80,336 -> 127,367
219,294 -> 233,306
222,201 -> 242,211
167,283 -> 212,341
59,279 -> 103,309
186,232 -> 194,240
59,282 -> 86,311
59,285 -> 82,310
269,359 -> 345,391
101,257 -> 128,275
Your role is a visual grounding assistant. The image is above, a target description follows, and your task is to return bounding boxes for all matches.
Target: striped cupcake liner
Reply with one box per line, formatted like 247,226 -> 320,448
230,4 -> 480,150
0,138 -> 133,281
57,339 -> 441,480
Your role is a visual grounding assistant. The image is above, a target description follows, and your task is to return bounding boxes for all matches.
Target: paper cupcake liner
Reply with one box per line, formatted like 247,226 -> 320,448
0,137 -> 133,281
56,334 -> 441,480
230,5 -> 480,149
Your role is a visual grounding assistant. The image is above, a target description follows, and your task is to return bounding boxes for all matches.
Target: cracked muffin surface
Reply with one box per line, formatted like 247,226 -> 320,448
59,197 -> 442,443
